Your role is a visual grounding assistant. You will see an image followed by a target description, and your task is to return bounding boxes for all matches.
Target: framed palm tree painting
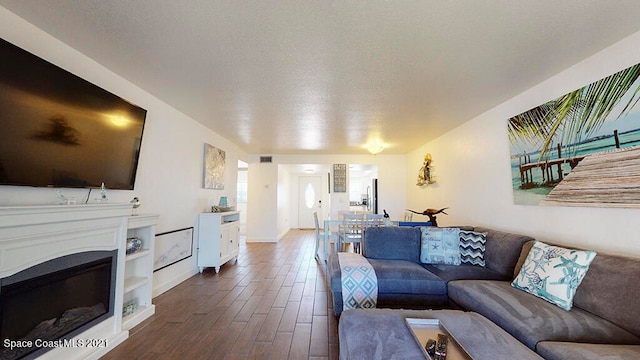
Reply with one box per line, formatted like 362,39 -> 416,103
508,63 -> 640,208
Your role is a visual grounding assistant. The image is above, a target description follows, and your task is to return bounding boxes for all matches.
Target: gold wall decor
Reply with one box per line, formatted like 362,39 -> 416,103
417,153 -> 435,186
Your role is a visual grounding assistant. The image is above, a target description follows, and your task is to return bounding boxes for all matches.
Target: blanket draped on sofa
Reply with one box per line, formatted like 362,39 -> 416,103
338,253 -> 378,311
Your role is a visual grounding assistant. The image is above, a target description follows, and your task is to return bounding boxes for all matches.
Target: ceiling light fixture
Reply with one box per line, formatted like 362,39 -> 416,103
365,140 -> 385,155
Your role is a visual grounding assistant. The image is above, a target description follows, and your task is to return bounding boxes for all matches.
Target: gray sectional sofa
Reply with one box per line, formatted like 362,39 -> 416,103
329,226 -> 640,359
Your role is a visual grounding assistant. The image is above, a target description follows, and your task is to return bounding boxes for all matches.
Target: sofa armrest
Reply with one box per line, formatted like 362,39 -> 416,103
363,226 -> 421,262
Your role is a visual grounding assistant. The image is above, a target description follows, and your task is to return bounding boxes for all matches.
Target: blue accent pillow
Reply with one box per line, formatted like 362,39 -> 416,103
512,241 -> 596,311
420,227 -> 461,265
459,230 -> 487,267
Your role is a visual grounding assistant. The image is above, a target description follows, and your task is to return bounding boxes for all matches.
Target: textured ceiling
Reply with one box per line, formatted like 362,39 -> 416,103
3,1 -> 640,154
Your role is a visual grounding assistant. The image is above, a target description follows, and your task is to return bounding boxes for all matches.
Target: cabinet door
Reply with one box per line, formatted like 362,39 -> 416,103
220,228 -> 231,259
229,226 -> 239,254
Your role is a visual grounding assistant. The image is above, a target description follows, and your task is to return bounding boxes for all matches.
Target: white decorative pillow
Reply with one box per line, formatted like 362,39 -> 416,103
511,241 -> 596,311
420,227 -> 461,265
459,230 -> 487,267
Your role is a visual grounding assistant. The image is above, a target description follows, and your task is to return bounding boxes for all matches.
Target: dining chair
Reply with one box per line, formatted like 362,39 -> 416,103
338,213 -> 364,253
364,213 -> 384,228
313,211 -> 335,260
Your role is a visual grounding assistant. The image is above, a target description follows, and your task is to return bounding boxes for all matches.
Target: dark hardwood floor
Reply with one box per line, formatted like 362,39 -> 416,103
103,229 -> 339,360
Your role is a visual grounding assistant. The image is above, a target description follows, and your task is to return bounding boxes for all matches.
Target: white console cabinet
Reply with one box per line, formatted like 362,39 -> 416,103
122,214 -> 159,330
197,211 -> 240,273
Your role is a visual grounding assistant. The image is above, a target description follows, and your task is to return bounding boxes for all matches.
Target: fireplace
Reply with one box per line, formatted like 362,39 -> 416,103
0,250 -> 117,360
0,203 -> 140,359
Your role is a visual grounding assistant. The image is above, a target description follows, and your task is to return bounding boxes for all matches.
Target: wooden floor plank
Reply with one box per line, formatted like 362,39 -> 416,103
289,323 -> 312,360
231,314 -> 267,355
256,307 -> 285,342
269,332 -> 294,360
103,229 -> 336,360
309,315 -> 329,357
278,301 -> 302,333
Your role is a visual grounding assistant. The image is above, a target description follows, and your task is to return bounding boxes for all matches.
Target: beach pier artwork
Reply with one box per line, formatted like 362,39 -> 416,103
518,143 -> 586,189
540,145 -> 640,208
508,61 -> 640,208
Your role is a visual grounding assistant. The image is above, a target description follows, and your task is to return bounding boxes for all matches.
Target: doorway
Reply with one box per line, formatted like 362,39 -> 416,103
298,175 -> 323,229
236,160 -> 248,235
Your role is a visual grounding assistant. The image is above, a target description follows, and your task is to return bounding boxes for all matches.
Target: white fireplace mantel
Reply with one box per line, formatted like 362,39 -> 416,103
0,203 -> 132,228
0,203 -> 131,278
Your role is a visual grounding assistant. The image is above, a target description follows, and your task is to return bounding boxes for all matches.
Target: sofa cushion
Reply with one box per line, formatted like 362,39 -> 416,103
328,254 -> 448,315
367,258 -> 447,295
459,230 -> 487,266
364,226 -> 421,262
514,241 -> 640,338
536,342 -> 640,360
572,251 -> 640,338
419,227 -> 461,265
513,240 -> 535,277
511,241 -> 596,311
422,263 -> 509,282
448,280 -> 640,349
474,227 -> 534,278
338,309 -> 543,360
339,308 -> 436,360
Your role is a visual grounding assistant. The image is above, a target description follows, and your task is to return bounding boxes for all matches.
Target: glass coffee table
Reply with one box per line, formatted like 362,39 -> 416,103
405,318 -> 472,360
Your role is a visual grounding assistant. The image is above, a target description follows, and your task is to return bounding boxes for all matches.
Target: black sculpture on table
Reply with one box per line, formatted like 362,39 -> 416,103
406,207 -> 448,227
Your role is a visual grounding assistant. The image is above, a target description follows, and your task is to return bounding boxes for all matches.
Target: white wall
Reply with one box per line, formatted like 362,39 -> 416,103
246,154 -> 407,242
246,161 -> 279,242
277,165 -> 291,238
0,7 -> 246,295
407,30 -> 640,257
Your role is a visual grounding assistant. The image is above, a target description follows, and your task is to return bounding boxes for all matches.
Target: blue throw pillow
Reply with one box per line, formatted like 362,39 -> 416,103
512,241 -> 596,311
420,227 -> 461,265
459,230 -> 487,267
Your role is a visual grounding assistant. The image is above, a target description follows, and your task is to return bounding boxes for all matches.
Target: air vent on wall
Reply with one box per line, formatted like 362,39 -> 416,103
260,156 -> 273,163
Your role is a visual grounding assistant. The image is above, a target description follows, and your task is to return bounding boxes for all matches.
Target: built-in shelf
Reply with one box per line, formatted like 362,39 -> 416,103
124,276 -> 148,293
123,214 -> 159,331
126,249 -> 151,262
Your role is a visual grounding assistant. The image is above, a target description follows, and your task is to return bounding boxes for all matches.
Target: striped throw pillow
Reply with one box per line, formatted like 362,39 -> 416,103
459,230 -> 487,267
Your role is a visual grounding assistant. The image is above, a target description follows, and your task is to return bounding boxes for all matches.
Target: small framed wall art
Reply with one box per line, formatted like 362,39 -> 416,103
333,164 -> 347,193
203,143 -> 225,189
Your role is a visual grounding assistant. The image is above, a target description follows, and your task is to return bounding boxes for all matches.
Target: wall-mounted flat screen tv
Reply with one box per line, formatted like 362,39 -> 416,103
0,37 -> 147,190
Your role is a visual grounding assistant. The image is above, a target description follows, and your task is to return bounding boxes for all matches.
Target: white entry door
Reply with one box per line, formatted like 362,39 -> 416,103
298,176 -> 322,229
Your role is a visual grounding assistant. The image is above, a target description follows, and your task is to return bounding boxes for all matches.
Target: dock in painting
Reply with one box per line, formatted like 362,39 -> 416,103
540,146 -> 640,208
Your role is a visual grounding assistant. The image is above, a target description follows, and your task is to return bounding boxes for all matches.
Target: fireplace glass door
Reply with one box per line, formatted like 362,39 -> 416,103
0,250 -> 116,359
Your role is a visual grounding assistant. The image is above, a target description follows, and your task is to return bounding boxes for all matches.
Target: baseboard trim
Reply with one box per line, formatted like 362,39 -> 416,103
246,237 -> 279,243
152,268 -> 197,298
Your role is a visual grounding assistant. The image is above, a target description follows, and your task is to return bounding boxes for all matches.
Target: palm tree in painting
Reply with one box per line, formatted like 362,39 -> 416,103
508,63 -> 640,160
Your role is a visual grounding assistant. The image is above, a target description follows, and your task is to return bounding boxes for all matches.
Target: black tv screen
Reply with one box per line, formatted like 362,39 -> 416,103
0,37 -> 147,190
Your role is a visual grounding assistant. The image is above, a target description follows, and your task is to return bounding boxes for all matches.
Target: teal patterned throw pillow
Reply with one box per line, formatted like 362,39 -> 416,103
420,227 -> 461,265
511,241 -> 596,311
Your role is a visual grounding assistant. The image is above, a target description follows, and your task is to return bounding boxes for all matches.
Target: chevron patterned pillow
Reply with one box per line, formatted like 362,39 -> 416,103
459,230 -> 487,267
